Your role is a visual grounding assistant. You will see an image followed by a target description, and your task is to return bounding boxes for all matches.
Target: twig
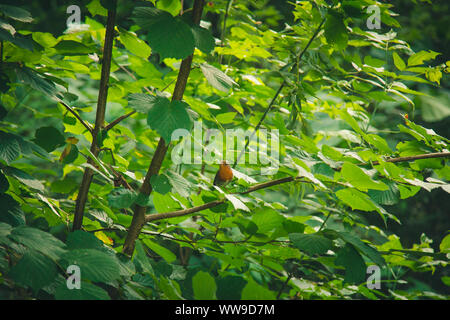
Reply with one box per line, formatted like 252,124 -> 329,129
233,16 -> 326,168
372,152 -> 450,165
218,0 -> 233,65
57,99 -> 93,134
105,110 -> 136,131
143,151 -> 450,223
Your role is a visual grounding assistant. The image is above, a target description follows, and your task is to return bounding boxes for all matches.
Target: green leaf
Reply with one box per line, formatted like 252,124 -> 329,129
335,231 -> 385,266
324,11 -> 348,50
55,281 -> 110,300
252,208 -> 285,233
66,230 -> 105,251
150,174 -> 172,195
9,225 -> 66,261
107,187 -> 137,209
34,126 -> 65,152
3,166 -> 45,192
0,5 -> 33,22
217,276 -> 247,300
86,0 -> 108,17
0,194 -> 25,226
15,67 -> 57,97
132,7 -> 194,59
393,52 -> 406,71
335,243 -> 366,284
142,239 -> 176,263
133,240 -> 155,275
368,181 -> 399,205
200,63 -> 237,92
341,162 -> 388,192
54,40 -> 95,56
289,233 -> 333,255
192,271 -> 217,300
156,0 -> 182,16
60,249 -> 121,283
0,171 -> 9,193
8,249 -> 57,292
191,25 -> 215,54
336,188 -> 378,212
241,277 -> 275,300
439,234 -> 450,253
147,98 -> 192,143
0,131 -> 21,163
119,29 -> 151,58
407,50 -> 440,67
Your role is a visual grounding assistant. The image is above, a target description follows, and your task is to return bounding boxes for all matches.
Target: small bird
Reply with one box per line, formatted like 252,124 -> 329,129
213,160 -> 233,186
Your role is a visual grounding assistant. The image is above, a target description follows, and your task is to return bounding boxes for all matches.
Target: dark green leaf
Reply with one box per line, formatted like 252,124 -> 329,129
60,249 -> 121,282
34,126 -> 65,152
289,233 -> 333,255
335,243 -> 366,284
54,281 -> 110,300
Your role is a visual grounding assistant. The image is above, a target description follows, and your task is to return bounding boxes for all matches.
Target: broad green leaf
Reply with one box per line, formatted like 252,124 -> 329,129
133,240 -> 155,275
191,25 -> 215,54
3,166 -> 45,192
439,234 -> 450,253
324,11 -> 348,50
241,277 -> 275,300
9,225 -> 66,261
0,194 -> 25,226
200,63 -> 237,92
341,162 -> 388,192
150,174 -> 172,195
0,131 -> 20,163
335,231 -> 385,266
192,271 -> 217,300
54,40 -> 95,56
289,233 -> 333,255
0,5 -> 33,22
8,249 -> 57,292
368,181 -> 400,205
336,188 -> 378,212
142,239 -> 176,263
407,50 -> 440,67
31,32 -> 58,47
60,249 -> 121,282
147,98 -> 192,143
66,230 -> 105,251
0,171 -> 9,193
393,52 -> 406,71
252,208 -> 284,233
335,243 -> 366,284
156,0 -> 181,16
216,276 -> 247,300
34,126 -> 65,152
119,29 -> 151,58
86,0 -> 108,17
132,7 -> 194,59
107,187 -> 137,209
224,193 -> 250,212
15,66 -> 57,97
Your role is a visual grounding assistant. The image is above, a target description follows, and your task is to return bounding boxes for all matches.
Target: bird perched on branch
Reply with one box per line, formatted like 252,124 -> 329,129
213,160 -> 233,186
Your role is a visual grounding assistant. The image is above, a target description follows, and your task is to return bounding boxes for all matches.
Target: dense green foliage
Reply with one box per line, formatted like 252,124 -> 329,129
0,0 -> 449,300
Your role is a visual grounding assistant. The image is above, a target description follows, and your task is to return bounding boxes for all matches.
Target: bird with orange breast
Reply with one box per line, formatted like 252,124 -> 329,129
213,160 -> 233,186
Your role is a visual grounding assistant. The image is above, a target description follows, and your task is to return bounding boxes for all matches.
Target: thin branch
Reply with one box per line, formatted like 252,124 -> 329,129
144,151 -> 450,223
105,110 -> 136,131
57,99 -> 93,134
218,0 -> 233,64
372,152 -> 450,165
233,16 -> 326,168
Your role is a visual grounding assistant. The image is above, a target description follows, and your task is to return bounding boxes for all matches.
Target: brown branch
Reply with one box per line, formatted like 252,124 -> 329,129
105,110 -> 136,131
122,0 -> 206,255
72,1 -> 117,231
143,151 -> 450,224
372,152 -> 450,165
57,99 -> 93,133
